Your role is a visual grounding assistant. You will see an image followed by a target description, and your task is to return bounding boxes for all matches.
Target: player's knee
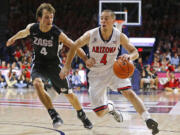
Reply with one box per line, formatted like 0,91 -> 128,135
33,78 -> 43,88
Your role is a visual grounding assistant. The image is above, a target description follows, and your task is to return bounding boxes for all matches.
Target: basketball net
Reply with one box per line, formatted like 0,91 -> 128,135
114,20 -> 125,32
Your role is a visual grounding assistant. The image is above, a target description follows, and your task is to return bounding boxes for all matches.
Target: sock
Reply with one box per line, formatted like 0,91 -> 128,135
77,109 -> 86,120
108,103 -> 114,112
48,109 -> 58,119
141,111 -> 151,121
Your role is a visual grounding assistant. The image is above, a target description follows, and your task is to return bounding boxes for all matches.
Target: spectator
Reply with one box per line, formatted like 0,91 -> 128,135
151,68 -> 159,89
140,65 -> 156,90
0,61 -> 8,69
0,71 -> 7,88
151,56 -> 161,72
24,67 -> 31,88
164,71 -> 180,93
175,64 -> 180,72
14,47 -> 23,62
78,63 -> 87,88
15,70 -> 27,88
6,70 -> 18,88
11,61 -> 19,69
71,70 -> 82,90
165,51 -> 172,62
177,47 -> 180,57
136,57 -> 143,73
171,53 -> 179,67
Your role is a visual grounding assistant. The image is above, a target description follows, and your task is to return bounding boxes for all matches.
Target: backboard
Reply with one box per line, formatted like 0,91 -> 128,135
99,0 -> 142,26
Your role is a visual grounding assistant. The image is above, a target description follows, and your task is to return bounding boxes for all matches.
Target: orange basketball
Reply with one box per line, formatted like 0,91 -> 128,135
113,58 -> 135,79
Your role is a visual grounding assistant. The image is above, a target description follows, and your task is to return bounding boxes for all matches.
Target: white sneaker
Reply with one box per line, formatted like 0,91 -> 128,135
108,101 -> 123,123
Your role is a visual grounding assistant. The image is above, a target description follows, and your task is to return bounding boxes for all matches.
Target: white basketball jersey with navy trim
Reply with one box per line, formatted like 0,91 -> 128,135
88,27 -> 121,72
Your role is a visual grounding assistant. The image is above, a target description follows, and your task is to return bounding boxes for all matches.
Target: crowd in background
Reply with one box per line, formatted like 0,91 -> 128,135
130,0 -> 180,92
0,0 -> 180,92
7,0 -> 98,40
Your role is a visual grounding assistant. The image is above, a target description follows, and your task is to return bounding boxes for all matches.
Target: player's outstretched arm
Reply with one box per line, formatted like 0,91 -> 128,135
6,23 -> 34,47
59,31 -> 90,79
59,32 -> 88,63
66,31 -> 90,68
120,33 -> 139,61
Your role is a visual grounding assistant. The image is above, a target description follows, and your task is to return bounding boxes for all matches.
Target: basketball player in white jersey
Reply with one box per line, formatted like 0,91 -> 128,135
61,10 -> 159,134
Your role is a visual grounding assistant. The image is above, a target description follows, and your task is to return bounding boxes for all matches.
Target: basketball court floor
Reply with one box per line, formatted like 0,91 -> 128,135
0,88 -> 180,135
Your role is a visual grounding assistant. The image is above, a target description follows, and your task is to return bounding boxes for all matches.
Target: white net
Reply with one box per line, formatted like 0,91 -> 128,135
114,21 -> 125,32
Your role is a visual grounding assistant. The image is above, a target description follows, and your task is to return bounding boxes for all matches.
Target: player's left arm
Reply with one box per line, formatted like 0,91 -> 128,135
59,32 -> 88,63
120,33 -> 139,61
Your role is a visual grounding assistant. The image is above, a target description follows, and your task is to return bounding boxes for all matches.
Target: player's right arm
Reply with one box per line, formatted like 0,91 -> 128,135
60,31 -> 92,79
6,23 -> 34,47
64,31 -> 90,68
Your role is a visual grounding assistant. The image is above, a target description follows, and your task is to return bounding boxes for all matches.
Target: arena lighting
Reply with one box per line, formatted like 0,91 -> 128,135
129,37 -> 156,47
138,48 -> 143,52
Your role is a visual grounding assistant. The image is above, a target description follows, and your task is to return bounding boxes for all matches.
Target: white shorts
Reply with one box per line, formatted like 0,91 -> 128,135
88,66 -> 131,111
142,78 -> 151,83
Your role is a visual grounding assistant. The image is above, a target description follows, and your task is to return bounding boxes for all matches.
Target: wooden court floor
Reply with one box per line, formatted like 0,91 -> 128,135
0,88 -> 180,135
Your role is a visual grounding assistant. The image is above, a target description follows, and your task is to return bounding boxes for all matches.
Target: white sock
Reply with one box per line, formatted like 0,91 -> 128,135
107,103 -> 114,112
141,111 -> 151,121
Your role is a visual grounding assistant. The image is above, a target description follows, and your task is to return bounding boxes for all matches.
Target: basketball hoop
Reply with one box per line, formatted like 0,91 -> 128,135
114,20 -> 125,32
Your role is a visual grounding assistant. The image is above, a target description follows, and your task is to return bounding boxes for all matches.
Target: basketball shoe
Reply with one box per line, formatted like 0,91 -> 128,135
77,110 -> 93,129
48,109 -> 63,129
52,115 -> 63,129
146,119 -> 159,135
108,101 -> 123,122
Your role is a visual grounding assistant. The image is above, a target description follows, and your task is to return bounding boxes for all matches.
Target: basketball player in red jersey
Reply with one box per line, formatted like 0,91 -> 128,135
61,10 -> 159,134
6,3 -> 93,129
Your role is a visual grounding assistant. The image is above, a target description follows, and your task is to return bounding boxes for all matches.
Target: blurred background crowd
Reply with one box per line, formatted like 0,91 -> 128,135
0,0 -> 180,92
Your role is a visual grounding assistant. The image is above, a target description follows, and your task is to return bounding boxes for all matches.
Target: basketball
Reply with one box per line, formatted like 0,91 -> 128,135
113,58 -> 135,79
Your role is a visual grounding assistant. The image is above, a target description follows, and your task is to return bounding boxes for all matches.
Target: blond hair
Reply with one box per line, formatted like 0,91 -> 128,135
102,9 -> 116,20
36,3 -> 55,20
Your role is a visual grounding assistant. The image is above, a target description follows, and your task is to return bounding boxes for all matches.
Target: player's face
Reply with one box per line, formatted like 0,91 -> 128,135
39,9 -> 54,27
100,12 -> 114,30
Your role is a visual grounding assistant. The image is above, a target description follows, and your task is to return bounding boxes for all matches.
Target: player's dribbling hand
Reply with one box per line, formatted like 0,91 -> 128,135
59,66 -> 70,79
6,38 -> 15,47
118,54 -> 130,61
85,57 -> 96,68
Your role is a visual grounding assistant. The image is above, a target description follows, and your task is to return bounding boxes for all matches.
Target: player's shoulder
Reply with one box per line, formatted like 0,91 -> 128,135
27,23 -> 38,29
52,24 -> 62,31
52,24 -> 62,35
113,27 -> 125,40
87,27 -> 99,36
113,27 -> 121,34
89,27 -> 99,33
28,23 -> 39,34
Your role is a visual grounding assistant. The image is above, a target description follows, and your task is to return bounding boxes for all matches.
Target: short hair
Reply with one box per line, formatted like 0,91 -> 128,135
102,9 -> 116,20
36,3 -> 55,20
